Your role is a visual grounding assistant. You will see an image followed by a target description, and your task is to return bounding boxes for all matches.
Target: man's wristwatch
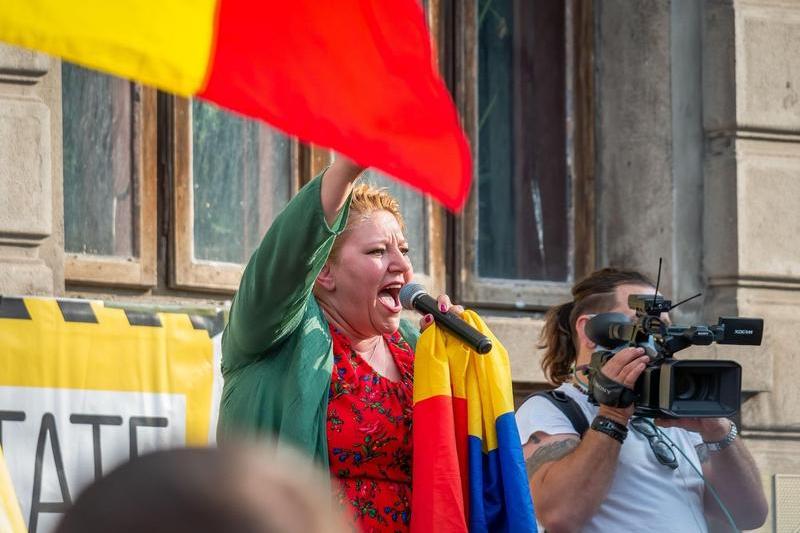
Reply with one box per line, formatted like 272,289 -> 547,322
704,421 -> 738,452
591,415 -> 628,443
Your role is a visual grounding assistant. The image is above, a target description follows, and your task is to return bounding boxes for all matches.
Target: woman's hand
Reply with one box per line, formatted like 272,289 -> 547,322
419,294 -> 465,331
328,155 -> 365,181
321,154 -> 366,225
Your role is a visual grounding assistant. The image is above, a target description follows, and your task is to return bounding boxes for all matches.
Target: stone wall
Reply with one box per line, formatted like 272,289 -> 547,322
596,0 -> 800,528
0,44 -> 63,296
706,2 -> 800,527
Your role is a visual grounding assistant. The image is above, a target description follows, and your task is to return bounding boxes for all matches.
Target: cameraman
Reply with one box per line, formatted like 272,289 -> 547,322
516,268 -> 767,532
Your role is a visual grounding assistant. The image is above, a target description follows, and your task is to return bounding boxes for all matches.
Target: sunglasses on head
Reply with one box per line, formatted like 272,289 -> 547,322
630,416 -> 678,470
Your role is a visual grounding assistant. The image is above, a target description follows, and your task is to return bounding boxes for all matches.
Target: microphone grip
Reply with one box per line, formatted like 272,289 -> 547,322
414,294 -> 493,354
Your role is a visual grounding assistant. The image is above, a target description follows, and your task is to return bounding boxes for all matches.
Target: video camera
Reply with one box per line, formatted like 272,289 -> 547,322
585,294 -> 763,418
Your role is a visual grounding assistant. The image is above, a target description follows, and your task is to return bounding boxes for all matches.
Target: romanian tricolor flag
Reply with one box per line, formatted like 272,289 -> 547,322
0,1 -> 471,210
412,311 -> 537,532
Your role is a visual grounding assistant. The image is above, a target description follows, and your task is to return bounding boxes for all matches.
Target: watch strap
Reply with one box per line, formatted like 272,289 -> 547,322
704,421 -> 738,452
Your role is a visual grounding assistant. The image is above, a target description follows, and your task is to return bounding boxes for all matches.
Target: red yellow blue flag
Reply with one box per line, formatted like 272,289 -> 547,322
411,311 -> 537,532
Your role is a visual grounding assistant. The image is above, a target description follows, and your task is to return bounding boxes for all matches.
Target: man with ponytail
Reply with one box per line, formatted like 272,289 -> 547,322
515,268 -> 767,532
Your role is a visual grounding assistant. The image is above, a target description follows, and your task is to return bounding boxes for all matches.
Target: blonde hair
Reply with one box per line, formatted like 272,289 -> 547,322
328,183 -> 405,263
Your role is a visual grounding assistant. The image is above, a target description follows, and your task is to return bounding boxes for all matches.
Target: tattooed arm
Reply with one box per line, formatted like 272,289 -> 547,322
522,419 -> 627,533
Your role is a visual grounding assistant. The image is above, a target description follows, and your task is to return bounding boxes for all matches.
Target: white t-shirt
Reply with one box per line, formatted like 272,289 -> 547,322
515,383 -> 708,533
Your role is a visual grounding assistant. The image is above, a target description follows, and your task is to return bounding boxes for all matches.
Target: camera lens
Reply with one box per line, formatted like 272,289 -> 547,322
675,374 -> 697,400
675,372 -> 713,401
663,361 -> 741,417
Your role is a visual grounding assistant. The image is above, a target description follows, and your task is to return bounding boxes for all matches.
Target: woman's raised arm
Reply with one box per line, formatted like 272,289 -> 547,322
321,156 -> 365,225
222,156 -> 364,370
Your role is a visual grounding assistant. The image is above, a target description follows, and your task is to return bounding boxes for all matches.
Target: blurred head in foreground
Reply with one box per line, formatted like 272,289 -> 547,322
55,442 -> 349,533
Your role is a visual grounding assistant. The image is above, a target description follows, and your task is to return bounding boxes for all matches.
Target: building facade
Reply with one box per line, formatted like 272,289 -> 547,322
0,0 -> 798,529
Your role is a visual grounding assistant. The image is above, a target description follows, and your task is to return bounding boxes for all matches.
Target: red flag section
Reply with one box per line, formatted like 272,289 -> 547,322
201,1 -> 471,209
0,0 -> 472,210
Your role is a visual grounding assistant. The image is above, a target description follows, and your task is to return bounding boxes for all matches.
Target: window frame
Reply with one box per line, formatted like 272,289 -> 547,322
169,96 -> 301,294
423,0 -> 450,299
64,84 -> 158,288
449,0 -> 595,310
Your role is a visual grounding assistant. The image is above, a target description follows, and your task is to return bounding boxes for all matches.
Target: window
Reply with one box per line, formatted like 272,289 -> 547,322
449,0 -> 594,309
62,63 -> 157,287
169,97 -> 298,292
477,0 -> 568,281
62,69 -> 297,295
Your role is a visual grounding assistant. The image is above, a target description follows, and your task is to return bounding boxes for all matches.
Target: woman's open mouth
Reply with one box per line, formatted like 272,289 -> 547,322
377,283 -> 403,313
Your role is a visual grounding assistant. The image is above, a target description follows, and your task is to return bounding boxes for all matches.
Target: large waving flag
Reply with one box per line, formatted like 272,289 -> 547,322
412,311 -> 537,532
0,1 -> 471,210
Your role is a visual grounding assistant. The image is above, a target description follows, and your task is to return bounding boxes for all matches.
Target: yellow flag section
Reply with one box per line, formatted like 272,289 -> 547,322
0,445 -> 26,533
0,0 -> 217,96
0,296 -> 216,532
411,311 -> 537,533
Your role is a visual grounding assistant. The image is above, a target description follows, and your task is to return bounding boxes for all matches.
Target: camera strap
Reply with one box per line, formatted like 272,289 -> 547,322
589,372 -> 638,408
528,390 -> 590,437
588,351 -> 638,408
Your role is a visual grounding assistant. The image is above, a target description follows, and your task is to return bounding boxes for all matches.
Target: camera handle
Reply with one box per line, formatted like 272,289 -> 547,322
587,350 -> 638,408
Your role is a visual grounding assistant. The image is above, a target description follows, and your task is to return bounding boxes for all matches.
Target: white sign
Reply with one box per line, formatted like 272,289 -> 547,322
0,387 -> 187,533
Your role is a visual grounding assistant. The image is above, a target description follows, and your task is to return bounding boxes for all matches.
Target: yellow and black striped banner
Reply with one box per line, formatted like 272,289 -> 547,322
0,295 -> 223,533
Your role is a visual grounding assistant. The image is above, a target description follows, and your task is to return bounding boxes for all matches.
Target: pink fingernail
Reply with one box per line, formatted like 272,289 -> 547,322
440,304 -> 447,312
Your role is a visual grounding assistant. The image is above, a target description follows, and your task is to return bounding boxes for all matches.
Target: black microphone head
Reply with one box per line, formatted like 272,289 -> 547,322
586,312 -> 633,348
399,283 -> 426,311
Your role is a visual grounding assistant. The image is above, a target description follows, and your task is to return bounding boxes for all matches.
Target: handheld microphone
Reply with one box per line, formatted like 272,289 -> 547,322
399,283 -> 493,354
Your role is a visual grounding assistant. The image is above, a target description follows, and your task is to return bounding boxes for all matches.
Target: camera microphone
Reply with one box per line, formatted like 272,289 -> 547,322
399,283 -> 492,354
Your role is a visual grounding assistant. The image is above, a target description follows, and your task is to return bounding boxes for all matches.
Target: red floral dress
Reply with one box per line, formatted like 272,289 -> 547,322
327,325 -> 414,533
